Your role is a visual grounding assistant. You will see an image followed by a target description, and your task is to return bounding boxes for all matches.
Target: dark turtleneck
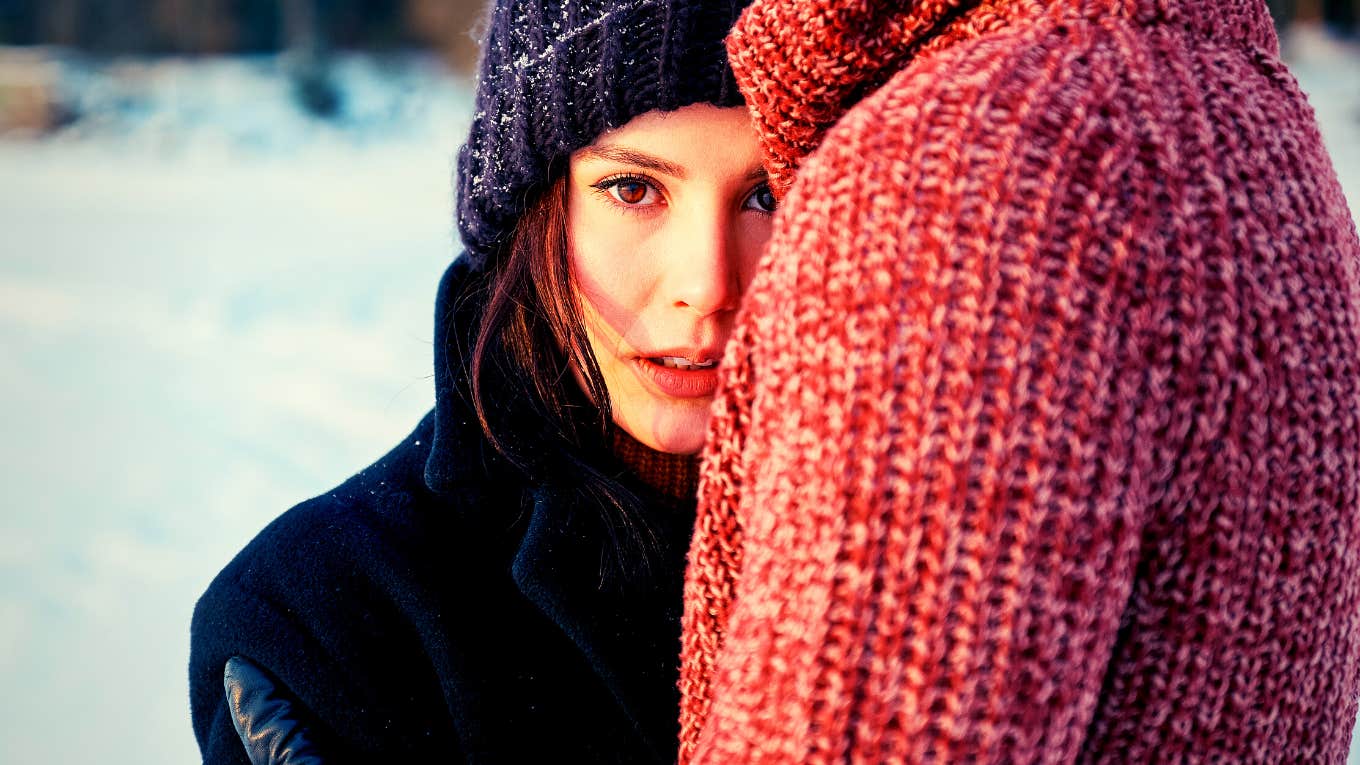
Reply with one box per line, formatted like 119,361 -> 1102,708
610,427 -> 701,503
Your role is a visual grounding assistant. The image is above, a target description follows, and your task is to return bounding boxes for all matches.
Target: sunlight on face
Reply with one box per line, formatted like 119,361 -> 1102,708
567,103 -> 775,455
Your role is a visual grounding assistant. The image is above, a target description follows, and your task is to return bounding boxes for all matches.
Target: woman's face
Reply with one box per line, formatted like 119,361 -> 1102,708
567,103 -> 774,455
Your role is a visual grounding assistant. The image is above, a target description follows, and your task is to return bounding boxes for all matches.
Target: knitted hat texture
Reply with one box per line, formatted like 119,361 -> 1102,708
456,0 -> 750,269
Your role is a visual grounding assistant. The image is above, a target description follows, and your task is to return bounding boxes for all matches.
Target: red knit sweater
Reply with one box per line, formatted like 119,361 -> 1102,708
679,0 -> 1360,762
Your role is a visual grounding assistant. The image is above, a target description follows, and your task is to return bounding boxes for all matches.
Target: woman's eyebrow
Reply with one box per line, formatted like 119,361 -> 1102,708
577,147 -> 769,185
576,146 -> 687,178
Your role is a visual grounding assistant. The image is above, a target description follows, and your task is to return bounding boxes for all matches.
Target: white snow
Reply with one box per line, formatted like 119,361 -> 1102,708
1,51 -> 471,765
0,25 -> 1357,765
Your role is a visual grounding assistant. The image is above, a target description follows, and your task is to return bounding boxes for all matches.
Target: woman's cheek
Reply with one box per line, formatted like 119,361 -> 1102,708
574,229 -> 657,328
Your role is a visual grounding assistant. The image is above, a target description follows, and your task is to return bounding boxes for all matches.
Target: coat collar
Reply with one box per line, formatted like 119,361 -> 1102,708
512,483 -> 693,761
423,254 -> 599,494
423,254 -> 513,495
422,255 -> 693,760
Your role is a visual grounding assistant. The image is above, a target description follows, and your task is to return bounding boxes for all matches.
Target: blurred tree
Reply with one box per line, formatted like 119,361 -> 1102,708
327,0 -> 407,48
1269,0 -> 1359,36
234,0 -> 283,52
0,0 -> 39,44
22,0 -> 228,53
1323,0 -> 1358,35
405,0 -> 485,73
0,0 -> 489,56
1268,0 -> 1298,33
146,0 -> 234,53
282,0 -> 340,117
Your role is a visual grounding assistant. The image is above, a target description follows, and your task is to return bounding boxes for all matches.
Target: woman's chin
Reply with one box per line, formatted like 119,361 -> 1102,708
617,405 -> 711,456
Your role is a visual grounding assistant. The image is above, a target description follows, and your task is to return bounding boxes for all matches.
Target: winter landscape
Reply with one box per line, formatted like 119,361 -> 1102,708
1,26 -> 1358,765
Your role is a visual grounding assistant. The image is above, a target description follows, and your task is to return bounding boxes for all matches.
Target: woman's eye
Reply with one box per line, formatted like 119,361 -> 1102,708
602,178 -> 659,206
745,182 -> 777,213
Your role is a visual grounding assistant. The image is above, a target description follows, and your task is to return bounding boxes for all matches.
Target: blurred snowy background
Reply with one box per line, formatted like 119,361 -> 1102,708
0,2 -> 1358,764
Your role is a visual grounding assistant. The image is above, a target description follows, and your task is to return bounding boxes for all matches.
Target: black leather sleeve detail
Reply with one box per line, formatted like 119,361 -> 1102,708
223,656 -> 331,765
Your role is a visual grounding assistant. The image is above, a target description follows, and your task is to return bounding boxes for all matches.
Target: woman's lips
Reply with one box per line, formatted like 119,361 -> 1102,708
633,356 -> 720,398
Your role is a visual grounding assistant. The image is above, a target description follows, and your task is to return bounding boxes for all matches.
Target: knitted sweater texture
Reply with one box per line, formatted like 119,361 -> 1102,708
678,0 -> 1360,762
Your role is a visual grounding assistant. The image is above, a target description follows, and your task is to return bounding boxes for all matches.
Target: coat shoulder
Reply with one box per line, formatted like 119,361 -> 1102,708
192,408 -> 513,639
189,409 -> 506,757
222,411 -> 439,586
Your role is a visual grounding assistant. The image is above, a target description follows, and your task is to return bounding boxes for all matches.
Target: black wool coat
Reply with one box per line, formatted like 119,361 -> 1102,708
189,257 -> 697,764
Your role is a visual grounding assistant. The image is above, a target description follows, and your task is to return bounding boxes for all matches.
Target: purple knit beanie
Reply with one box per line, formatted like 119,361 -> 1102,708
456,0 -> 752,270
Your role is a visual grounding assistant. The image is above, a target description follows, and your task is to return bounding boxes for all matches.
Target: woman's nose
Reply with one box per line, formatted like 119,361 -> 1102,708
668,210 -> 740,317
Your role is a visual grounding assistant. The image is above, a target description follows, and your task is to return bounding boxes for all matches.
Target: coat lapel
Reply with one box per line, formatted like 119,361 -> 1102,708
423,256 -> 689,761
510,484 -> 688,763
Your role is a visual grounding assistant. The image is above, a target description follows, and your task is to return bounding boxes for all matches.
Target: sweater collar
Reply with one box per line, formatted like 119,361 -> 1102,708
730,0 -> 1279,194
610,427 -> 701,501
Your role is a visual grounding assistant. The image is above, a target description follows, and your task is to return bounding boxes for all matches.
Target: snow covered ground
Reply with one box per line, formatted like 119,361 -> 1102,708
0,27 -> 1358,765
1,52 -> 471,764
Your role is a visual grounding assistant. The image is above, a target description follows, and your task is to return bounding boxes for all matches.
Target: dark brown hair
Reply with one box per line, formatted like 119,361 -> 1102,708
469,175 -> 659,577
471,176 -> 610,448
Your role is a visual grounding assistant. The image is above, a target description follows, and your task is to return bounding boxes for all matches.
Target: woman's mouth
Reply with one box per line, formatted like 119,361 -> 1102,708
653,356 -> 718,370
634,355 -> 721,398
